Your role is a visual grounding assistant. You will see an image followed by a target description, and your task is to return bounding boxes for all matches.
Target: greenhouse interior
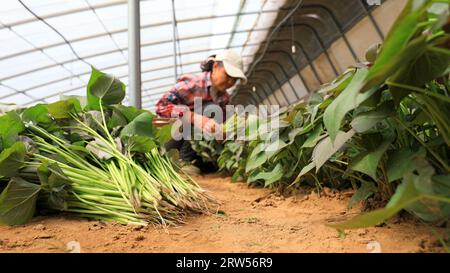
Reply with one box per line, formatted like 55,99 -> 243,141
0,0 -> 449,254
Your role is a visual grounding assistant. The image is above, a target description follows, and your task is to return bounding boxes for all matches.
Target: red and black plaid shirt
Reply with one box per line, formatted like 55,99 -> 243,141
156,72 -> 230,119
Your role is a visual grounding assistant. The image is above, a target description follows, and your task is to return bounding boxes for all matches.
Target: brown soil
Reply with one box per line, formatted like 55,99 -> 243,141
0,174 -> 447,253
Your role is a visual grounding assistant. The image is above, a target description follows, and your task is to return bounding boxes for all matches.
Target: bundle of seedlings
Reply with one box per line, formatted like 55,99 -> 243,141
0,68 -> 214,226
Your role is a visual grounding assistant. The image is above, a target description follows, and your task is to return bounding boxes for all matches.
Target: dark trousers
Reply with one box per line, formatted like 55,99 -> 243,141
165,139 -> 217,173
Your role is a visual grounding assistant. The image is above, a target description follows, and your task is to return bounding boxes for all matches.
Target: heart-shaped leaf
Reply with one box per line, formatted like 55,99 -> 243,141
0,177 -> 40,225
0,142 -> 26,178
87,67 -> 126,110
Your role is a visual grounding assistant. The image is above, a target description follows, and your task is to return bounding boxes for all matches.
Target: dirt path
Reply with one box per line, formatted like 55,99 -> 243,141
0,174 -> 446,253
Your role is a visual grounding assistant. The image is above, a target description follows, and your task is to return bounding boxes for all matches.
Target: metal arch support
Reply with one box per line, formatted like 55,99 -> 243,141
258,60 -> 300,101
250,79 -> 280,105
230,82 -> 264,104
251,86 -> 265,103
257,44 -> 315,93
293,23 -> 340,76
2,17 -> 343,84
1,10 -> 282,61
239,85 -> 265,103
253,70 -> 288,105
254,82 -> 278,105
244,81 -> 271,104
232,89 -> 258,105
232,87 -> 260,105
247,80 -> 280,105
3,18 -> 338,88
0,1 -> 128,30
3,17 -> 348,85
0,40 -> 262,82
262,48 -> 311,94
358,1 -> 385,40
290,39 -> 323,85
26,67 -> 193,105
1,29 -> 268,80
8,58 -> 204,97
266,38 -> 322,86
254,68 -> 290,106
300,4 -> 359,62
251,37 -> 322,87
234,89 -> 259,105
233,93 -> 258,106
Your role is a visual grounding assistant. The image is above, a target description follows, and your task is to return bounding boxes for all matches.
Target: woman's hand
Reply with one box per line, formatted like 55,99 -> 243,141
203,118 -> 222,134
191,112 -> 223,138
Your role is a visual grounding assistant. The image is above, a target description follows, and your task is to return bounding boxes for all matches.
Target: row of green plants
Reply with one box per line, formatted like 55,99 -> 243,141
0,67 -> 212,226
191,0 -> 450,231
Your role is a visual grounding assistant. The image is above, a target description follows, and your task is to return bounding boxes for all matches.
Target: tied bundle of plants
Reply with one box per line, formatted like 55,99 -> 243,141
0,67 -> 214,226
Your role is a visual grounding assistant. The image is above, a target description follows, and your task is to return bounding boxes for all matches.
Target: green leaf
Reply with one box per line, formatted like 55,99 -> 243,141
301,124 -> 325,148
0,111 -> 25,149
157,124 -> 173,146
349,181 -> 378,209
330,155 -> 450,231
124,136 -> 157,153
313,130 -> 355,172
47,98 -> 81,119
0,177 -> 40,225
107,108 -> 128,129
37,162 -> 71,211
110,104 -> 147,123
60,95 -> 87,108
0,142 -> 26,178
324,68 -> 376,142
231,169 -> 243,182
328,206 -> 402,231
245,114 -> 260,139
86,67 -> 126,110
292,111 -> 304,128
316,68 -> 356,96
351,101 -> 395,133
401,157 -> 446,222
264,138 -> 288,158
349,139 -> 391,181
427,2 -> 449,31
362,0 -> 431,90
415,86 -> 450,146
248,163 -> 284,187
432,175 -> 450,219
86,138 -> 114,160
386,148 -> 426,183
292,162 -> 316,185
245,143 -> 267,173
245,134 -> 287,173
22,104 -> 52,125
120,112 -> 156,139
328,170 -> 421,230
388,45 -> 450,104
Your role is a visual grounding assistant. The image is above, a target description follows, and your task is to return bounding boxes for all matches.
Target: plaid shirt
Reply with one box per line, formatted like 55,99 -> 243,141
156,72 -> 230,119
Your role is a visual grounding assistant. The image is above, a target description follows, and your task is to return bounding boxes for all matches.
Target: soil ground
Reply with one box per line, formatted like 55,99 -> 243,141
0,174 -> 447,253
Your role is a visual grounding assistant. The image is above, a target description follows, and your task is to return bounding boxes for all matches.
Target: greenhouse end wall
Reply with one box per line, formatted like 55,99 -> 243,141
262,0 -> 407,106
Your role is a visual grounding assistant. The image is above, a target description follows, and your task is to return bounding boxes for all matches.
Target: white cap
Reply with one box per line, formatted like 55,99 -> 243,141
215,49 -> 248,84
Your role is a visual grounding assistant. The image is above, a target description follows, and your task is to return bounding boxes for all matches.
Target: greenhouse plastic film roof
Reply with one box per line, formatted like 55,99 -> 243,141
0,0 -> 288,111
0,0 -> 381,112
